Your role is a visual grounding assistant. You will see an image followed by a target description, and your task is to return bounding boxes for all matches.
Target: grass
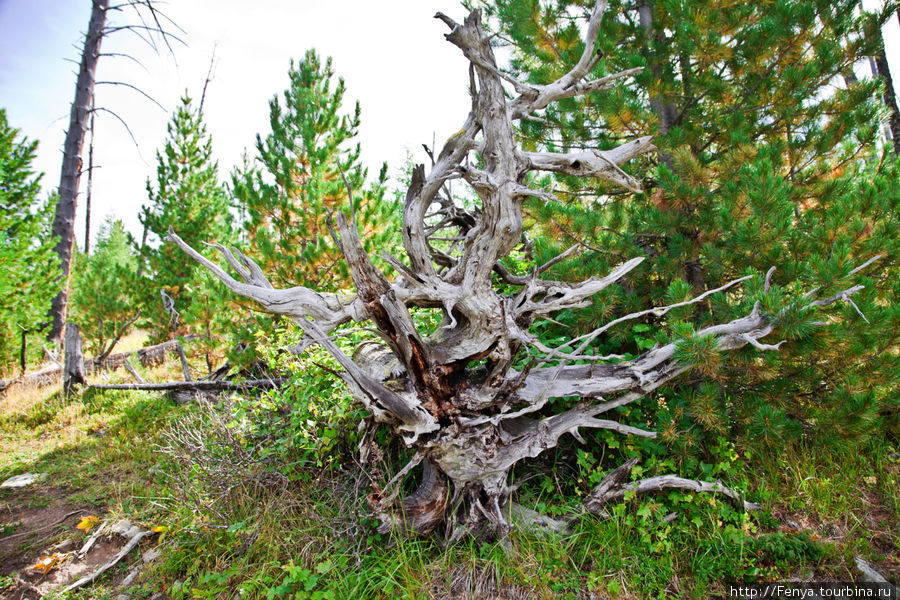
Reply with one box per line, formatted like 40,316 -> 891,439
0,345 -> 897,599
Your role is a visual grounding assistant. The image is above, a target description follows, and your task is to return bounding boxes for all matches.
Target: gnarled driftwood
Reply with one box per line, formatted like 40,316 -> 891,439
169,2 -> 881,540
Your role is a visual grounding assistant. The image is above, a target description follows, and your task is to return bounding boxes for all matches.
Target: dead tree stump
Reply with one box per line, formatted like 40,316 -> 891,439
64,322 -> 85,393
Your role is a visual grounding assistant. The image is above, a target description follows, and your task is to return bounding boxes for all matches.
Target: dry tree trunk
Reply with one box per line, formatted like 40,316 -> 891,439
48,0 -> 110,343
83,97 -> 96,256
169,2 -> 880,541
873,45 -> 900,153
64,322 -> 85,394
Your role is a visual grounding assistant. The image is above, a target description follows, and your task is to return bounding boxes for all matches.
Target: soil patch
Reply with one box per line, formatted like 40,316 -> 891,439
0,490 -> 100,573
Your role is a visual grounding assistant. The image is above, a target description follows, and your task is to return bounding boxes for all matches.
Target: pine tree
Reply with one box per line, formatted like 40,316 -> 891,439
0,109 -> 58,375
138,95 -> 235,372
232,49 -> 398,292
486,0 -> 900,448
69,217 -> 139,356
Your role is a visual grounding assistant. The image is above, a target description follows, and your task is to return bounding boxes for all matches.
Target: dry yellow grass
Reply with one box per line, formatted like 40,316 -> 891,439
1,330 -> 147,417
0,329 -> 190,477
106,328 -> 149,355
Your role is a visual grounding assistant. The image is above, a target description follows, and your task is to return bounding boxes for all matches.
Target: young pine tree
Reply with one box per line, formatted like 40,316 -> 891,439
486,0 -> 899,449
69,217 -> 139,356
0,109 -> 59,376
138,95 -> 235,373
232,49 -> 398,292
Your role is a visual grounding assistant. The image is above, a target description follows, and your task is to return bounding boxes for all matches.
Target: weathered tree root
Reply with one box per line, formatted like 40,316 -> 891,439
169,0 -> 880,540
584,457 -> 761,516
506,502 -> 570,535
369,458 -> 449,535
61,528 -> 152,593
508,458 -> 759,536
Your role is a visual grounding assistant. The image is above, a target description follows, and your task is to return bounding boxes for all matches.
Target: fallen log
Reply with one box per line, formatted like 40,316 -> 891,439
136,339 -> 188,367
88,378 -> 287,392
0,366 -> 62,392
0,339 -> 192,394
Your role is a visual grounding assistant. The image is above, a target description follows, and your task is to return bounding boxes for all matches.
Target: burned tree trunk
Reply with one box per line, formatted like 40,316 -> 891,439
48,0 -> 110,343
170,2 -> 880,540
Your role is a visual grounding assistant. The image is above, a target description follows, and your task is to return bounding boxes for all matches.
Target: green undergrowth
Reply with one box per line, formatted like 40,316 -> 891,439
143,359 -> 899,600
0,385 -> 183,513
0,355 -> 897,599
146,471 -> 848,600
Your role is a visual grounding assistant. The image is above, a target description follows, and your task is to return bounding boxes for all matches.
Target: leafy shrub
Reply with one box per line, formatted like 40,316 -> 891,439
744,532 -> 825,565
233,324 -> 370,471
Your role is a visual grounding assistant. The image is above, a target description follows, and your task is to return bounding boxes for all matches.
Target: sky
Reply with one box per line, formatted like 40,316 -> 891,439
0,0 -> 473,248
0,1 -> 898,251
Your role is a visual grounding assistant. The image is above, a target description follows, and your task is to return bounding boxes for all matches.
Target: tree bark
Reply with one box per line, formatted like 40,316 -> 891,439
874,47 -> 900,153
48,0 -> 109,342
136,206 -> 150,278
18,326 -> 27,375
84,97 -> 96,255
637,0 -> 678,142
636,0 -> 707,295
64,322 -> 85,393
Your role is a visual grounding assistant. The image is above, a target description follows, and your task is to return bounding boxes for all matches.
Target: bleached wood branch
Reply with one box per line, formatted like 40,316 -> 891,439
122,360 -> 144,383
511,256 -> 645,320
166,229 -> 366,332
432,403 -> 656,487
511,282 -> 860,406
62,529 -> 153,594
504,0 -> 631,120
585,459 -> 761,515
96,310 -> 141,362
522,136 -> 657,192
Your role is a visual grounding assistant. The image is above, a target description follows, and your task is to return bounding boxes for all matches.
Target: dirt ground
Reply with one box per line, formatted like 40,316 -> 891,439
0,486 -> 155,599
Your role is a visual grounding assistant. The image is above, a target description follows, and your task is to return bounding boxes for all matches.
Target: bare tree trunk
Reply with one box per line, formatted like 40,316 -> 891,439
873,47 -> 900,153
198,47 -> 216,115
64,322 -> 85,394
636,0 -> 706,294
84,96 -> 96,255
18,326 -> 27,375
637,0 -> 678,142
48,0 -> 109,342
136,206 -> 150,278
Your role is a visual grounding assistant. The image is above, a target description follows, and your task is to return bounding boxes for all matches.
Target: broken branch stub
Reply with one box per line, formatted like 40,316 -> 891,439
169,3 -> 879,540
